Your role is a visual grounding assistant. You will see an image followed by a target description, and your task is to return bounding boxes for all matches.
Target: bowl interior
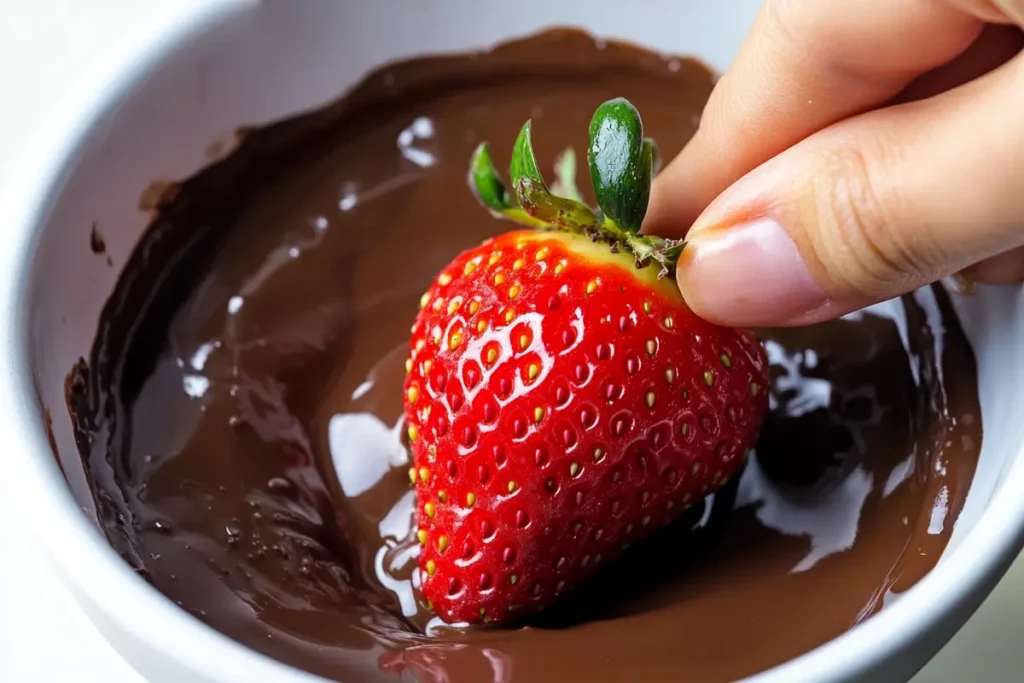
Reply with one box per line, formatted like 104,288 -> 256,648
25,0 -> 764,535
14,1 -> 1024,681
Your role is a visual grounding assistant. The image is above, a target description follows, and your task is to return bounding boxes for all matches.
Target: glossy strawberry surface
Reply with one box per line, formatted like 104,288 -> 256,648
403,229 -> 769,625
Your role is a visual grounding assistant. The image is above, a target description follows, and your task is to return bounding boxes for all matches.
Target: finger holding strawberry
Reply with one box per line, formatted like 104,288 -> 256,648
403,98 -> 769,626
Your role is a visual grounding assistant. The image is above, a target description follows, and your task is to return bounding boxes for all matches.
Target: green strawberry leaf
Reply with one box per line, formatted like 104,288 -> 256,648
645,137 -> 662,176
587,98 -> 651,234
466,97 -> 685,277
510,122 -> 601,232
469,142 -> 511,210
468,140 -> 548,227
550,147 -> 583,202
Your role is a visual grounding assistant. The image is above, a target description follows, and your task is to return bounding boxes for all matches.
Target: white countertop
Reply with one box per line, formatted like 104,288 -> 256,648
0,1 -> 1022,681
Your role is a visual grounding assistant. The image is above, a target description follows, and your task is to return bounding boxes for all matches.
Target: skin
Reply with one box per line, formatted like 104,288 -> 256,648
643,0 -> 1024,327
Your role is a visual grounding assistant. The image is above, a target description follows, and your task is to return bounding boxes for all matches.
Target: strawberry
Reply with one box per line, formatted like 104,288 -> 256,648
403,98 -> 769,625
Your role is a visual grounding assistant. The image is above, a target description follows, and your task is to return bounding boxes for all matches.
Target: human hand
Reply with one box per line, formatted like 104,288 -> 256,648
645,0 -> 1024,326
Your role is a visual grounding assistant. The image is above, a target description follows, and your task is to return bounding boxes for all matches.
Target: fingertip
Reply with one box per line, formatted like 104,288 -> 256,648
675,218 -> 831,328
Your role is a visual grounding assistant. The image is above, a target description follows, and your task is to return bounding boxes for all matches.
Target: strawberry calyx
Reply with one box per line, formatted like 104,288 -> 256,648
469,98 -> 684,279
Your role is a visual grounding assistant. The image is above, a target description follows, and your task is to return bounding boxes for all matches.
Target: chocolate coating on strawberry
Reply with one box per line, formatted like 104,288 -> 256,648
404,99 -> 769,625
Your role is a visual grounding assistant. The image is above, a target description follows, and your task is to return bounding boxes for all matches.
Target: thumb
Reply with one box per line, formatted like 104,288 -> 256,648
676,52 -> 1024,327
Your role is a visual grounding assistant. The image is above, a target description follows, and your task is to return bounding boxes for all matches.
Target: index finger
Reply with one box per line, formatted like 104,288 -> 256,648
643,0 -> 983,236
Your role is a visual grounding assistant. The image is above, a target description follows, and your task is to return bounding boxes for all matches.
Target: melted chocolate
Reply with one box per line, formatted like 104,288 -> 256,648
63,30 -> 982,683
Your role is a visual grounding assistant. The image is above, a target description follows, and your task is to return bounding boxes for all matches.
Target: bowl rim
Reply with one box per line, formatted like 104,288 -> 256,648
2,2 -> 1024,682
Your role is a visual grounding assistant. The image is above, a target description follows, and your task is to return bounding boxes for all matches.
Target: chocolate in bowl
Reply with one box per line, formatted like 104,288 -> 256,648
63,30 -> 981,683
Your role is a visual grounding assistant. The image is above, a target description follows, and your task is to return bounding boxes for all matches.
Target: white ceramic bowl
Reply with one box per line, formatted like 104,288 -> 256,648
4,1 -> 1024,681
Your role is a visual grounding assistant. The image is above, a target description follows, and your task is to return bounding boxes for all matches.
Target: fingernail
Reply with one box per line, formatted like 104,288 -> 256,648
677,218 -> 827,327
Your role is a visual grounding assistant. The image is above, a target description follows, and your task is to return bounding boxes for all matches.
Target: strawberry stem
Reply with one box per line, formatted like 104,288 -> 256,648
468,98 -> 684,278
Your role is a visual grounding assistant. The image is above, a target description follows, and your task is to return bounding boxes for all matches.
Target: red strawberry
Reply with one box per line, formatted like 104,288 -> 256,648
403,99 -> 769,625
